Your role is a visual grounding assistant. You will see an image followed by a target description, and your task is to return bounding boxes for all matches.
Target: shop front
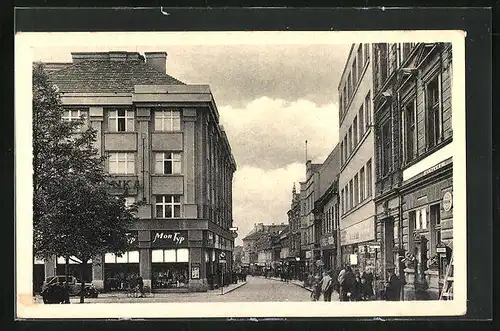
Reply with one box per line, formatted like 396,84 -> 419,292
400,160 -> 453,300
340,218 -> 380,276
320,234 -> 336,271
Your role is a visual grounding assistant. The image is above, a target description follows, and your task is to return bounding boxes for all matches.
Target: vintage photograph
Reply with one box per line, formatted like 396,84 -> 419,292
15,30 -> 466,318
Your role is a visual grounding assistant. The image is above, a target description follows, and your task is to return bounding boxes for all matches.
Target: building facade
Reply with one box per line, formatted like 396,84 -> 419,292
299,162 -> 322,274
338,44 -> 379,274
39,51 -> 237,292
286,184 -> 303,279
372,42 -> 454,300
312,145 -> 341,272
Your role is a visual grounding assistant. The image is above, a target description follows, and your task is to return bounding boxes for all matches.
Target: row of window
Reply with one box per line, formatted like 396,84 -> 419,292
340,43 -> 371,117
379,72 -> 444,177
375,43 -> 417,91
62,109 -> 182,132
340,92 -> 372,167
108,152 -> 182,175
340,159 -> 373,215
322,204 -> 337,235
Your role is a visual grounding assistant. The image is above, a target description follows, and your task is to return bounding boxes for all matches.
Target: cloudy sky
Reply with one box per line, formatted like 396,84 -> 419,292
32,35 -> 351,245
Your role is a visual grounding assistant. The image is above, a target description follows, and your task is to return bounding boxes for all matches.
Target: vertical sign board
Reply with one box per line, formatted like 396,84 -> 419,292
191,263 -> 200,279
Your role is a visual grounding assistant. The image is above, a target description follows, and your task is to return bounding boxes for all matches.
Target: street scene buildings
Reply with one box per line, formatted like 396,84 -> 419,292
240,42 -> 454,302
32,41 -> 454,303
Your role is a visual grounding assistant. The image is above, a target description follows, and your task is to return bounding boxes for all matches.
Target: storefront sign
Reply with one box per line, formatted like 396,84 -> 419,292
151,230 -> 188,248
106,179 -> 140,194
443,191 -> 453,212
349,254 -> 358,265
191,264 -> 200,279
340,220 -> 375,246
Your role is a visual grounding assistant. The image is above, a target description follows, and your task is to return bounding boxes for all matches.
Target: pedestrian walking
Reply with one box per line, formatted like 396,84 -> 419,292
352,271 -> 363,301
311,274 -> 322,301
383,269 -> 401,301
339,265 -> 356,302
321,271 -> 334,302
361,270 -> 374,300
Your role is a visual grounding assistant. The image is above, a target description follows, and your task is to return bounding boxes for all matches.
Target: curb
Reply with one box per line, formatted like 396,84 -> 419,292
219,281 -> 247,295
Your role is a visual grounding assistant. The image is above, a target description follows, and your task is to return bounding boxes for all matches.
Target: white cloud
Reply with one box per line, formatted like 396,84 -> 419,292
232,163 -> 305,245
219,97 -> 339,170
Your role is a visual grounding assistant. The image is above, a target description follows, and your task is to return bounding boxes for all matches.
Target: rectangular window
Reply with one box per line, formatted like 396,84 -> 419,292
349,180 -> 354,210
155,195 -> 182,218
155,109 -> 181,131
341,188 -> 345,214
353,116 -> 358,147
343,86 -> 348,111
343,136 -> 348,162
155,152 -> 182,174
365,92 -> 372,128
426,75 -> 442,149
409,210 -> 417,231
340,141 -> 344,166
358,45 -> 363,76
381,120 -> 392,176
108,152 -> 135,175
416,208 -> 427,230
109,109 -> 134,132
354,174 -> 359,206
364,43 -> 370,63
366,160 -> 372,197
348,126 -> 353,154
360,167 -> 365,202
403,99 -> 417,163
358,105 -> 364,137
347,73 -> 352,99
352,59 -> 357,85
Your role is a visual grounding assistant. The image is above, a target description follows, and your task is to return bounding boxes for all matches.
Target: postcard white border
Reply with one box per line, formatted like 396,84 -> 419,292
15,30 -> 466,318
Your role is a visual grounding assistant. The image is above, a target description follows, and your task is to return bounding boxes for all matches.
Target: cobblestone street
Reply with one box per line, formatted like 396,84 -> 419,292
35,276 -> 329,304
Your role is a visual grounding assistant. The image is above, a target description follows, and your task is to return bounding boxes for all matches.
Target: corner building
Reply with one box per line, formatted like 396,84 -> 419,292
43,52 -> 236,292
337,44 -> 379,274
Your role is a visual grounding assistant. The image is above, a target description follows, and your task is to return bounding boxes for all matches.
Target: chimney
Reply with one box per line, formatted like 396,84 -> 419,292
145,52 -> 167,73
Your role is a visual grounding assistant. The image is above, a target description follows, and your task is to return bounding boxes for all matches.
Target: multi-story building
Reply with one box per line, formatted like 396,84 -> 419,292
372,42 -> 454,300
286,184 -> 303,279
312,145 -> 341,271
338,43 -> 379,274
242,223 -> 287,273
40,51 -> 237,292
299,162 -> 322,274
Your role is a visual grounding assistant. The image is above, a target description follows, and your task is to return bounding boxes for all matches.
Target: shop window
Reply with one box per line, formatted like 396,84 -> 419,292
109,109 -> 134,132
154,109 -> 181,131
108,152 -> 135,175
426,74 -> 442,149
403,99 -> 417,163
105,251 -> 139,263
155,152 -> 182,174
155,195 -> 181,218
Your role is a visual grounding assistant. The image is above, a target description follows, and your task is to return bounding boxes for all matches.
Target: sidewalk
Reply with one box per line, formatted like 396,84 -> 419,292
208,280 -> 247,295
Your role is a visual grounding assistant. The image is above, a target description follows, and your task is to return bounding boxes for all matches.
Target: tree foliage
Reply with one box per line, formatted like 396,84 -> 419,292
32,63 -> 137,301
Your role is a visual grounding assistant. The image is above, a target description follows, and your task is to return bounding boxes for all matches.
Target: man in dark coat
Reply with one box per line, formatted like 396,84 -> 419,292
384,269 -> 401,301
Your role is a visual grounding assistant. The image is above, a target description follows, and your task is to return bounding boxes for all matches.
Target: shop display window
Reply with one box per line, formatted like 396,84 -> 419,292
151,248 -> 190,289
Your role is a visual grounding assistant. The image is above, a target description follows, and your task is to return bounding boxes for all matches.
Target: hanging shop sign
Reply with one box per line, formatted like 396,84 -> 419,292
443,191 -> 453,212
151,230 -> 188,248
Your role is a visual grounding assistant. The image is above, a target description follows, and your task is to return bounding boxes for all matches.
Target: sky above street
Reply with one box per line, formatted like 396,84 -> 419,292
32,35 -> 351,245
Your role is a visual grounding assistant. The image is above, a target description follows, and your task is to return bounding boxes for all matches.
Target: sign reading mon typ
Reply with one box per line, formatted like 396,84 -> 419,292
151,230 -> 188,248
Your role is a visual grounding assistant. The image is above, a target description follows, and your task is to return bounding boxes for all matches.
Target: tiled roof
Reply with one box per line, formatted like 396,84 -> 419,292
47,60 -> 184,93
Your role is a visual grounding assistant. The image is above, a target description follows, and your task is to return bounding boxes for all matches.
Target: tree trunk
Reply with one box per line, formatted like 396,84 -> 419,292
64,257 -> 70,304
80,260 -> 86,303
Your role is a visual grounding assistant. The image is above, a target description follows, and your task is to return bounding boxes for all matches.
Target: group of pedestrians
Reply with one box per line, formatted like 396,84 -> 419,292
308,264 -> 403,302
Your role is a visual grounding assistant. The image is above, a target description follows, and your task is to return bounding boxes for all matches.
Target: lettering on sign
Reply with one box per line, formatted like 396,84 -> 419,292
106,179 -> 140,193
422,158 -> 452,177
340,220 -> 375,246
151,231 -> 187,247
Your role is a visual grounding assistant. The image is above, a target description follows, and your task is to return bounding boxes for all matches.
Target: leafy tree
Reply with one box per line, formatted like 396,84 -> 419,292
32,62 -> 136,303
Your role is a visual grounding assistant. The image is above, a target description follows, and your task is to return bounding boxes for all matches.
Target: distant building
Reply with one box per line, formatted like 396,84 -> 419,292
241,223 -> 287,272
286,184 -> 302,279
312,145 -> 341,271
36,51 -> 236,293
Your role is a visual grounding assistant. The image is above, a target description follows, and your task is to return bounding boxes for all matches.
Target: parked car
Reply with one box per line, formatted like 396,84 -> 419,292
41,276 -> 98,303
